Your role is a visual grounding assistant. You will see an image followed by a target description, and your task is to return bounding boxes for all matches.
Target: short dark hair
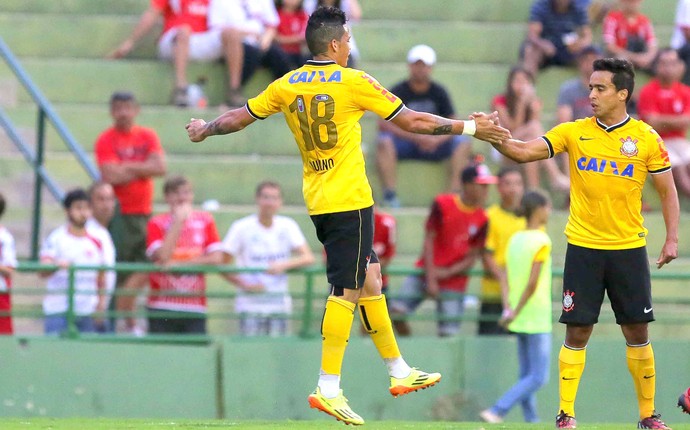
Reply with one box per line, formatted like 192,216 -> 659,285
255,180 -> 282,197
163,175 -> 190,195
63,188 -> 89,209
110,91 -> 136,105
497,166 -> 523,180
305,6 -> 347,57
593,58 -> 635,102
0,192 -> 5,219
517,189 -> 550,220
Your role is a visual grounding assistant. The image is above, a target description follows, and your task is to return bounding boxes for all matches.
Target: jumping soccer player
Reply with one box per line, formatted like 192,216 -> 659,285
186,6 -> 510,425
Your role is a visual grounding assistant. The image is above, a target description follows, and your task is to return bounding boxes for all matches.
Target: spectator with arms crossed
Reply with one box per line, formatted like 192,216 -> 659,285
94,91 -> 166,326
186,6 -> 509,425
486,58 -> 678,429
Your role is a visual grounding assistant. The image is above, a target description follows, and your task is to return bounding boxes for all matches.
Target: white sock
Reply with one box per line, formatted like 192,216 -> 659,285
318,371 -> 340,398
384,356 -> 411,378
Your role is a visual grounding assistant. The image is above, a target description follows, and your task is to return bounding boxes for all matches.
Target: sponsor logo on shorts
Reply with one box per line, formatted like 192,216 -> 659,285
644,307 -> 653,314
562,290 -> 575,312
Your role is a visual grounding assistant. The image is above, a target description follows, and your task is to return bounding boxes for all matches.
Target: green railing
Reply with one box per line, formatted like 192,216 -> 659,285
0,36 -> 99,259
9,261 -> 690,341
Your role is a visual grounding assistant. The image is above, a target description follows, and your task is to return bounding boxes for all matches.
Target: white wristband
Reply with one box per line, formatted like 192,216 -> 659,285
462,119 -> 476,136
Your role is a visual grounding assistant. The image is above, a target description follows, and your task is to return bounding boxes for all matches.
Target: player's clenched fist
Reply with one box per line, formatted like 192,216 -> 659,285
186,118 -> 207,143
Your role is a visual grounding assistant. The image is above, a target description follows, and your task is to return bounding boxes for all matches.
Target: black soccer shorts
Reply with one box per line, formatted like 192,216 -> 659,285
311,205 -> 375,294
559,243 -> 654,325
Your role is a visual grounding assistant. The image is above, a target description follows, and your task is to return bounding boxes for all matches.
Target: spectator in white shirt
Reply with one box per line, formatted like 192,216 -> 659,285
222,181 -> 315,336
40,189 -> 107,335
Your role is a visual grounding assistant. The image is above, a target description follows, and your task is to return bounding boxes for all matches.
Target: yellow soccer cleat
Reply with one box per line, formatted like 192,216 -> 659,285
389,368 -> 442,397
308,387 -> 365,426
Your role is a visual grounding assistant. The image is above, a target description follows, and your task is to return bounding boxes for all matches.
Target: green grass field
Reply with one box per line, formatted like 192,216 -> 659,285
2,419 -> 690,429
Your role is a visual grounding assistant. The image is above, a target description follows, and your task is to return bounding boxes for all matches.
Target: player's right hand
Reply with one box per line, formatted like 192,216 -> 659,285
472,112 -> 512,144
186,118 -> 208,143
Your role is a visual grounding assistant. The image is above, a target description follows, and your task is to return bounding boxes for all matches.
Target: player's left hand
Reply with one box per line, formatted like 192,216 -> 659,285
186,118 -> 207,143
656,239 -> 678,269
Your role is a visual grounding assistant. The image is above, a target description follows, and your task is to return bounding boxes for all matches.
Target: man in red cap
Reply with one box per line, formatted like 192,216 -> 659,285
390,163 -> 496,336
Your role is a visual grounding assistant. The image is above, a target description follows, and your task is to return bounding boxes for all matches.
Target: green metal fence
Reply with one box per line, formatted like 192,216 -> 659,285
8,261 -> 690,341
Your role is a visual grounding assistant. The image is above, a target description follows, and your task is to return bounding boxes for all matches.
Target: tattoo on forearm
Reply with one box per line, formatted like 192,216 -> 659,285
432,124 -> 452,135
206,120 -> 224,136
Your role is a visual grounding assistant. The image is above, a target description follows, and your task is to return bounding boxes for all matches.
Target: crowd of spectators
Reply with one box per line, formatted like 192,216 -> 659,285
2,0 -> 690,340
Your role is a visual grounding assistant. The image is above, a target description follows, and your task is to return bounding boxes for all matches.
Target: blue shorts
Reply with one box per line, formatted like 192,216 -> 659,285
380,132 -> 468,161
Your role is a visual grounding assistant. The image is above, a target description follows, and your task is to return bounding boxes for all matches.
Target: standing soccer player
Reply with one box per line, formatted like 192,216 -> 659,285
487,58 -> 678,429
186,6 -> 509,425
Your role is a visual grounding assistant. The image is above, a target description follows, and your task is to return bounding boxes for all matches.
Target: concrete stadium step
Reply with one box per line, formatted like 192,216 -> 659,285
0,0 -> 676,24
0,58 -> 592,115
4,104 -> 378,157
0,149 -> 456,209
0,0 -> 147,14
0,12 -> 676,64
361,0 -> 677,24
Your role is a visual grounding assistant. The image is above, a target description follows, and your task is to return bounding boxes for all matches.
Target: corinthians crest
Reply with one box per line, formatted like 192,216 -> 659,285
563,290 -> 575,312
619,136 -> 639,158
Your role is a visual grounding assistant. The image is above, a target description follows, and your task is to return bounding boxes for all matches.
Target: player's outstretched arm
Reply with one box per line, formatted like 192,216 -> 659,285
489,136 -> 551,163
186,107 -> 257,143
390,108 -> 511,144
651,170 -> 679,269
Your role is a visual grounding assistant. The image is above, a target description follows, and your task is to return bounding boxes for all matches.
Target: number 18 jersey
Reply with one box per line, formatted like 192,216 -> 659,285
247,60 -> 404,215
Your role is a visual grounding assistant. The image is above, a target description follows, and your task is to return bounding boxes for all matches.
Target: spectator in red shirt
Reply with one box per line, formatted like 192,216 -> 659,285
602,0 -> 658,71
94,91 -> 167,312
275,0 -> 310,68
122,176 -> 223,334
638,47 -> 690,198
108,0 -> 245,107
389,164 -> 494,337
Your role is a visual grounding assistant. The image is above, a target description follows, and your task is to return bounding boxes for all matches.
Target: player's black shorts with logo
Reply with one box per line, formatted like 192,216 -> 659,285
311,205 -> 377,293
559,243 -> 654,325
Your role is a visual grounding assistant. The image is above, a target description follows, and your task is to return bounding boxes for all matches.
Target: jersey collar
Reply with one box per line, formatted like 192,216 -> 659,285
306,60 -> 337,66
595,115 -> 630,133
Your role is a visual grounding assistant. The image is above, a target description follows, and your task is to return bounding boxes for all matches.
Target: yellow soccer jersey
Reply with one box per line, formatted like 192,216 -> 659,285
247,60 -> 404,215
481,204 -> 526,300
543,116 -> 671,250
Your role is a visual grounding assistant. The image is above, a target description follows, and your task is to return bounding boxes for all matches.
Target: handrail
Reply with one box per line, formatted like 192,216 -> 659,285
0,36 -> 100,259
0,37 -> 99,181
12,262 -> 690,340
0,108 -> 63,199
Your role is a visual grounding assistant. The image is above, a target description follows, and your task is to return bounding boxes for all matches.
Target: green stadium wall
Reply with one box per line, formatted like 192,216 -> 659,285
0,336 -> 689,423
